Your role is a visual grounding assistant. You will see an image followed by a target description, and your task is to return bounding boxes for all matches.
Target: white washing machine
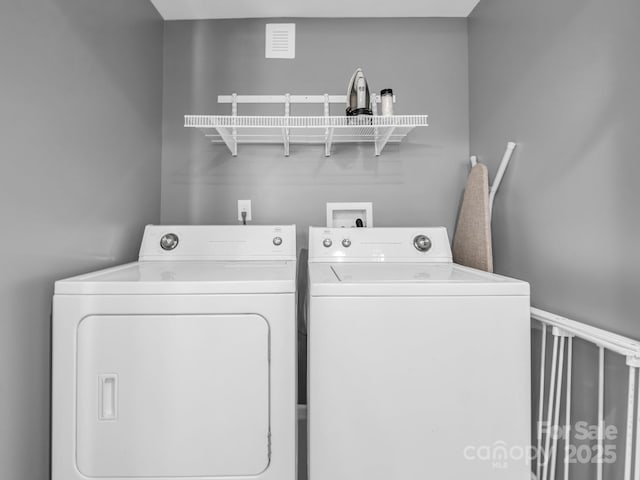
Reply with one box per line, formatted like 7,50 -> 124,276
52,225 -> 297,480
307,227 -> 531,480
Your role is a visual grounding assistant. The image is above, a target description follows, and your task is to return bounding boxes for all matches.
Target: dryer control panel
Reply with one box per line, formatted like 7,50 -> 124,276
139,225 -> 296,261
308,227 -> 452,263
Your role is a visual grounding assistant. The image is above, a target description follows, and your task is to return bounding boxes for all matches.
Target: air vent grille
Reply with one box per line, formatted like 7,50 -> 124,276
265,24 -> 295,59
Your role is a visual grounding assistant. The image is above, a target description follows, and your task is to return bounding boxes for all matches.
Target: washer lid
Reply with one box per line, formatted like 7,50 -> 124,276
55,260 -> 296,295
309,263 -> 529,296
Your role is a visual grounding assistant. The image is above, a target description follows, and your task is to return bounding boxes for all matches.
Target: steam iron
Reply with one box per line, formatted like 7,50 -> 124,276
346,68 -> 372,116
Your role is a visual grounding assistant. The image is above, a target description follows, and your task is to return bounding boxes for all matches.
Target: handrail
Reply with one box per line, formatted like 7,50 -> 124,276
532,307 -> 640,358
532,307 -> 640,480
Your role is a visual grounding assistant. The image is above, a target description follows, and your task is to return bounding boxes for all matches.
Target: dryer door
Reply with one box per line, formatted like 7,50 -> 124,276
76,314 -> 270,478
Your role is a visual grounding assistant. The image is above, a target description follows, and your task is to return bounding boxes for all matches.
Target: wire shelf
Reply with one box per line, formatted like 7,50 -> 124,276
184,114 -> 429,157
185,114 -> 429,128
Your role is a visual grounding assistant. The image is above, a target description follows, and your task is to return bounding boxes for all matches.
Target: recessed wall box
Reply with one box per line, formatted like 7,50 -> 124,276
326,202 -> 373,228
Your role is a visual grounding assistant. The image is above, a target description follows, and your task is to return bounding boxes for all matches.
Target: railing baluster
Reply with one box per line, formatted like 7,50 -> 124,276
564,336 -> 573,480
550,330 -> 566,480
542,335 -> 559,480
624,360 -> 637,480
597,347 -> 604,480
633,361 -> 640,480
532,309 -> 640,480
537,324 -> 548,480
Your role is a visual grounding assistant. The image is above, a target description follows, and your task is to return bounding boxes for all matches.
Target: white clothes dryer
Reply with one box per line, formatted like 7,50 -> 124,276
52,225 -> 297,480
307,227 -> 530,480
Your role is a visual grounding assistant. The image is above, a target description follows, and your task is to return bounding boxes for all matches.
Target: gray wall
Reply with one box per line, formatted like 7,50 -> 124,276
161,17 -> 470,402
161,18 -> 469,235
0,1 -> 163,478
469,0 -> 640,477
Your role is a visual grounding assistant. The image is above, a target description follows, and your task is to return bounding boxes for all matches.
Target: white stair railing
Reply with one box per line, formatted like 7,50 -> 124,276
531,307 -> 640,480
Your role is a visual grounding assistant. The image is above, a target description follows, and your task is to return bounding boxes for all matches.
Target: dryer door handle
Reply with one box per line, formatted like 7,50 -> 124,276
99,374 -> 118,421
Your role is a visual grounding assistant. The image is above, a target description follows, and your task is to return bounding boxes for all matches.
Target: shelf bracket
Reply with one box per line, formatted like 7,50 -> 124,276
324,94 -> 333,157
371,95 -> 380,154
325,127 -> 335,157
283,93 -> 291,157
374,126 -> 396,156
231,93 -> 238,156
214,126 -> 238,156
282,128 -> 290,157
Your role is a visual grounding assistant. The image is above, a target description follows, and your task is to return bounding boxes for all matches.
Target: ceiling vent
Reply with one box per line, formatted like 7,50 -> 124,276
265,23 -> 295,59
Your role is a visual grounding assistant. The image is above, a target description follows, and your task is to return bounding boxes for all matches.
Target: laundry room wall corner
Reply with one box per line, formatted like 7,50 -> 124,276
0,1 -> 163,479
160,18 -> 470,405
159,18 -> 470,238
469,0 -> 640,478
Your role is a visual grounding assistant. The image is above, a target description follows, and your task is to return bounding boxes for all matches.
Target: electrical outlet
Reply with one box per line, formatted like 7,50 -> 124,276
238,200 -> 252,222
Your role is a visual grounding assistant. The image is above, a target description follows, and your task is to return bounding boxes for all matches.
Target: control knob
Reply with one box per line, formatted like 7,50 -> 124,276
160,233 -> 179,251
413,234 -> 432,252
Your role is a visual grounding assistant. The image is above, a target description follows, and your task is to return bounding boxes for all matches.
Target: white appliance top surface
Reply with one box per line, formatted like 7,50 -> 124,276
55,260 -> 297,295
309,262 -> 529,296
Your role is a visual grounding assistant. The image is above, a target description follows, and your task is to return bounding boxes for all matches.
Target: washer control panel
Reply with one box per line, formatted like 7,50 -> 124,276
413,234 -> 432,252
309,227 -> 451,263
